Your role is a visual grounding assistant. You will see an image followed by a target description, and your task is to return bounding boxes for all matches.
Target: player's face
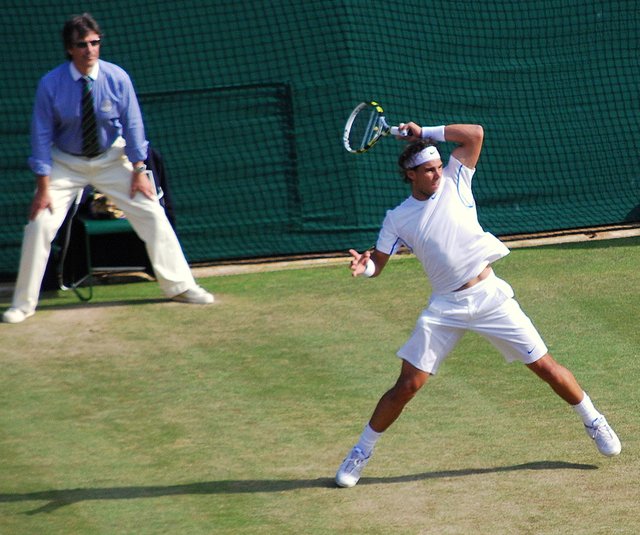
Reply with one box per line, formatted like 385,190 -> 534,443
407,160 -> 443,200
67,31 -> 101,74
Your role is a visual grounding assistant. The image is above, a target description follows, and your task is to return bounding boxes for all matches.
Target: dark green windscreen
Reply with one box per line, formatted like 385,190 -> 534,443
1,1 -> 638,276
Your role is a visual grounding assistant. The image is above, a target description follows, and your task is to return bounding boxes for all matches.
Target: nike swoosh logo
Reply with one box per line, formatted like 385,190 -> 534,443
527,347 -> 536,354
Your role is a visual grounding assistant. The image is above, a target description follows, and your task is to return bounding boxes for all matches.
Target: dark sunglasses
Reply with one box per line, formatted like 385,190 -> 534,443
74,39 -> 101,49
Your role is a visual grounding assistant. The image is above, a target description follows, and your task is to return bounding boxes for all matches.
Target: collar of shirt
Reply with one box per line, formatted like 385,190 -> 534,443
69,61 -> 100,82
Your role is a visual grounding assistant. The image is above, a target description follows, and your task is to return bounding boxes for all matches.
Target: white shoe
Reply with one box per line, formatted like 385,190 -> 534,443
585,416 -> 621,456
335,447 -> 371,488
171,286 -> 214,305
2,307 -> 35,324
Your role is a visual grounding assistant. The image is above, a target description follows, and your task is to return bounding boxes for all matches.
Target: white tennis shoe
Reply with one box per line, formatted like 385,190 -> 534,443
2,307 -> 35,324
585,416 -> 621,456
335,447 -> 371,488
171,286 -> 214,305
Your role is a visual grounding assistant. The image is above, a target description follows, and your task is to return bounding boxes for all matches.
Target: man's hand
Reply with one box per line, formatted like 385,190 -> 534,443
130,170 -> 156,200
348,248 -> 372,277
29,176 -> 53,220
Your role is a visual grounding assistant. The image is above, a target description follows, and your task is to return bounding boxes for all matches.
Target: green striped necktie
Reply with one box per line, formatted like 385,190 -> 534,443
81,75 -> 100,157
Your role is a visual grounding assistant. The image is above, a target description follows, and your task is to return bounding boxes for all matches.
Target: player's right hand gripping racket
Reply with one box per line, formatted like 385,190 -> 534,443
343,101 -> 406,154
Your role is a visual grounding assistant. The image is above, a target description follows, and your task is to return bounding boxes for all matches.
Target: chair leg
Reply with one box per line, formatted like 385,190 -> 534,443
71,276 -> 93,301
70,228 -> 94,301
56,189 -> 95,301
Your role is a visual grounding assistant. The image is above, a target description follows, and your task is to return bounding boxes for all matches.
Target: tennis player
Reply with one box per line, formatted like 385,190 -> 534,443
335,121 -> 621,488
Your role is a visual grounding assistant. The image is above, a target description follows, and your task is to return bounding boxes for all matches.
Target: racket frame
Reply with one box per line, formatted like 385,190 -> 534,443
343,101 -> 394,154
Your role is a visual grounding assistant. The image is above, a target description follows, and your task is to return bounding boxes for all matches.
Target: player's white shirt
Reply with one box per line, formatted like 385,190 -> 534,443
376,155 -> 510,294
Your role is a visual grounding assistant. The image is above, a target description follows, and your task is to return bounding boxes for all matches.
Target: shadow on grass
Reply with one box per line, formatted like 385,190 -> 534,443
1,460 -> 597,515
36,297 -> 169,311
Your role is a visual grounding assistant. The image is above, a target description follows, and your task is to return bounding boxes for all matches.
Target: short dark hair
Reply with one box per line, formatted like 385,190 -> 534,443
62,13 -> 102,60
397,139 -> 439,183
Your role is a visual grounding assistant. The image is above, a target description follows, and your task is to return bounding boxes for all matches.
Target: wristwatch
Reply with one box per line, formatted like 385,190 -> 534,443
133,164 -> 147,174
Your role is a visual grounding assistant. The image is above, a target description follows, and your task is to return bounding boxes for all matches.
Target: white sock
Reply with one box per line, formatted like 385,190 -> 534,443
572,392 -> 603,425
355,423 -> 383,456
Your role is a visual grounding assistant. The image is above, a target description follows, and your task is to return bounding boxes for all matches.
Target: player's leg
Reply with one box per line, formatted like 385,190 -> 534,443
475,281 -> 621,457
335,361 -> 429,488
527,353 -> 621,456
526,353 -> 582,404
369,359 -> 430,432
335,314 -> 462,488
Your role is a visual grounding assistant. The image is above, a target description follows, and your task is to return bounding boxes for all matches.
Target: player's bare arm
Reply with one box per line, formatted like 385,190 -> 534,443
445,124 -> 484,169
396,122 -> 483,169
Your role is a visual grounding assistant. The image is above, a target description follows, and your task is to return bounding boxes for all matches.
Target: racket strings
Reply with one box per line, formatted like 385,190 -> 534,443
349,108 -> 380,151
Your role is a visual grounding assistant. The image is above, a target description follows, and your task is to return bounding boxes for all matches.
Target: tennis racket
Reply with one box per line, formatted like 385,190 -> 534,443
343,101 -> 407,154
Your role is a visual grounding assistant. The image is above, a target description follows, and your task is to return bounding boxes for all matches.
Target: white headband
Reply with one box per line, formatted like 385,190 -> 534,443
404,146 -> 441,169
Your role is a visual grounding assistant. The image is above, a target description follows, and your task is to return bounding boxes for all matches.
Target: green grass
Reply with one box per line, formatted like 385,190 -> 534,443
1,237 -> 639,534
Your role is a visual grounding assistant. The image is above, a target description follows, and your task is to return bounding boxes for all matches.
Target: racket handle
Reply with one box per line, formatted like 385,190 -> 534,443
390,126 -> 409,137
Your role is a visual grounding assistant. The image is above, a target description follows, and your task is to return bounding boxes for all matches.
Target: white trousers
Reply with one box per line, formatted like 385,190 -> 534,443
11,138 -> 196,312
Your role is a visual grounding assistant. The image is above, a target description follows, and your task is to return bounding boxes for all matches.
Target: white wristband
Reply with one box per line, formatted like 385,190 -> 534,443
363,258 -> 375,277
421,125 -> 446,142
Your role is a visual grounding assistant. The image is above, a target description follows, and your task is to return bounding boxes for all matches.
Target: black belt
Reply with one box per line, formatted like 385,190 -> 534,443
61,148 -> 106,158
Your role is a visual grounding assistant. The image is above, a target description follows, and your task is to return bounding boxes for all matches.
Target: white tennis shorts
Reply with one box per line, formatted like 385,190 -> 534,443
397,271 -> 548,374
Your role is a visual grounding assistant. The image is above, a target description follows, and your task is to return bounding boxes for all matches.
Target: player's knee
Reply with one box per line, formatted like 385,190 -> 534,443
529,354 -> 573,385
392,375 -> 425,403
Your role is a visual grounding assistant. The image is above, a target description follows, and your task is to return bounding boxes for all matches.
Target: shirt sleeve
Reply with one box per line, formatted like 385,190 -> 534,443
118,72 -> 148,163
28,78 -> 55,176
447,155 -> 475,186
447,155 -> 476,208
375,210 -> 405,255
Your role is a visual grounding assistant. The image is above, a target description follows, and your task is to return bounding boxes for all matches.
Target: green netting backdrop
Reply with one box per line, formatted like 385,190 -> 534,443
1,1 -> 638,277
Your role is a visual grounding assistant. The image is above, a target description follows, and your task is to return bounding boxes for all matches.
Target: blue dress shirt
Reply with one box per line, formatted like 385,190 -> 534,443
29,60 -> 149,176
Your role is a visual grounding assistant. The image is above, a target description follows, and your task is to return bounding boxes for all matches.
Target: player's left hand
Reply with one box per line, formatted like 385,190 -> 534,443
348,249 -> 371,277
